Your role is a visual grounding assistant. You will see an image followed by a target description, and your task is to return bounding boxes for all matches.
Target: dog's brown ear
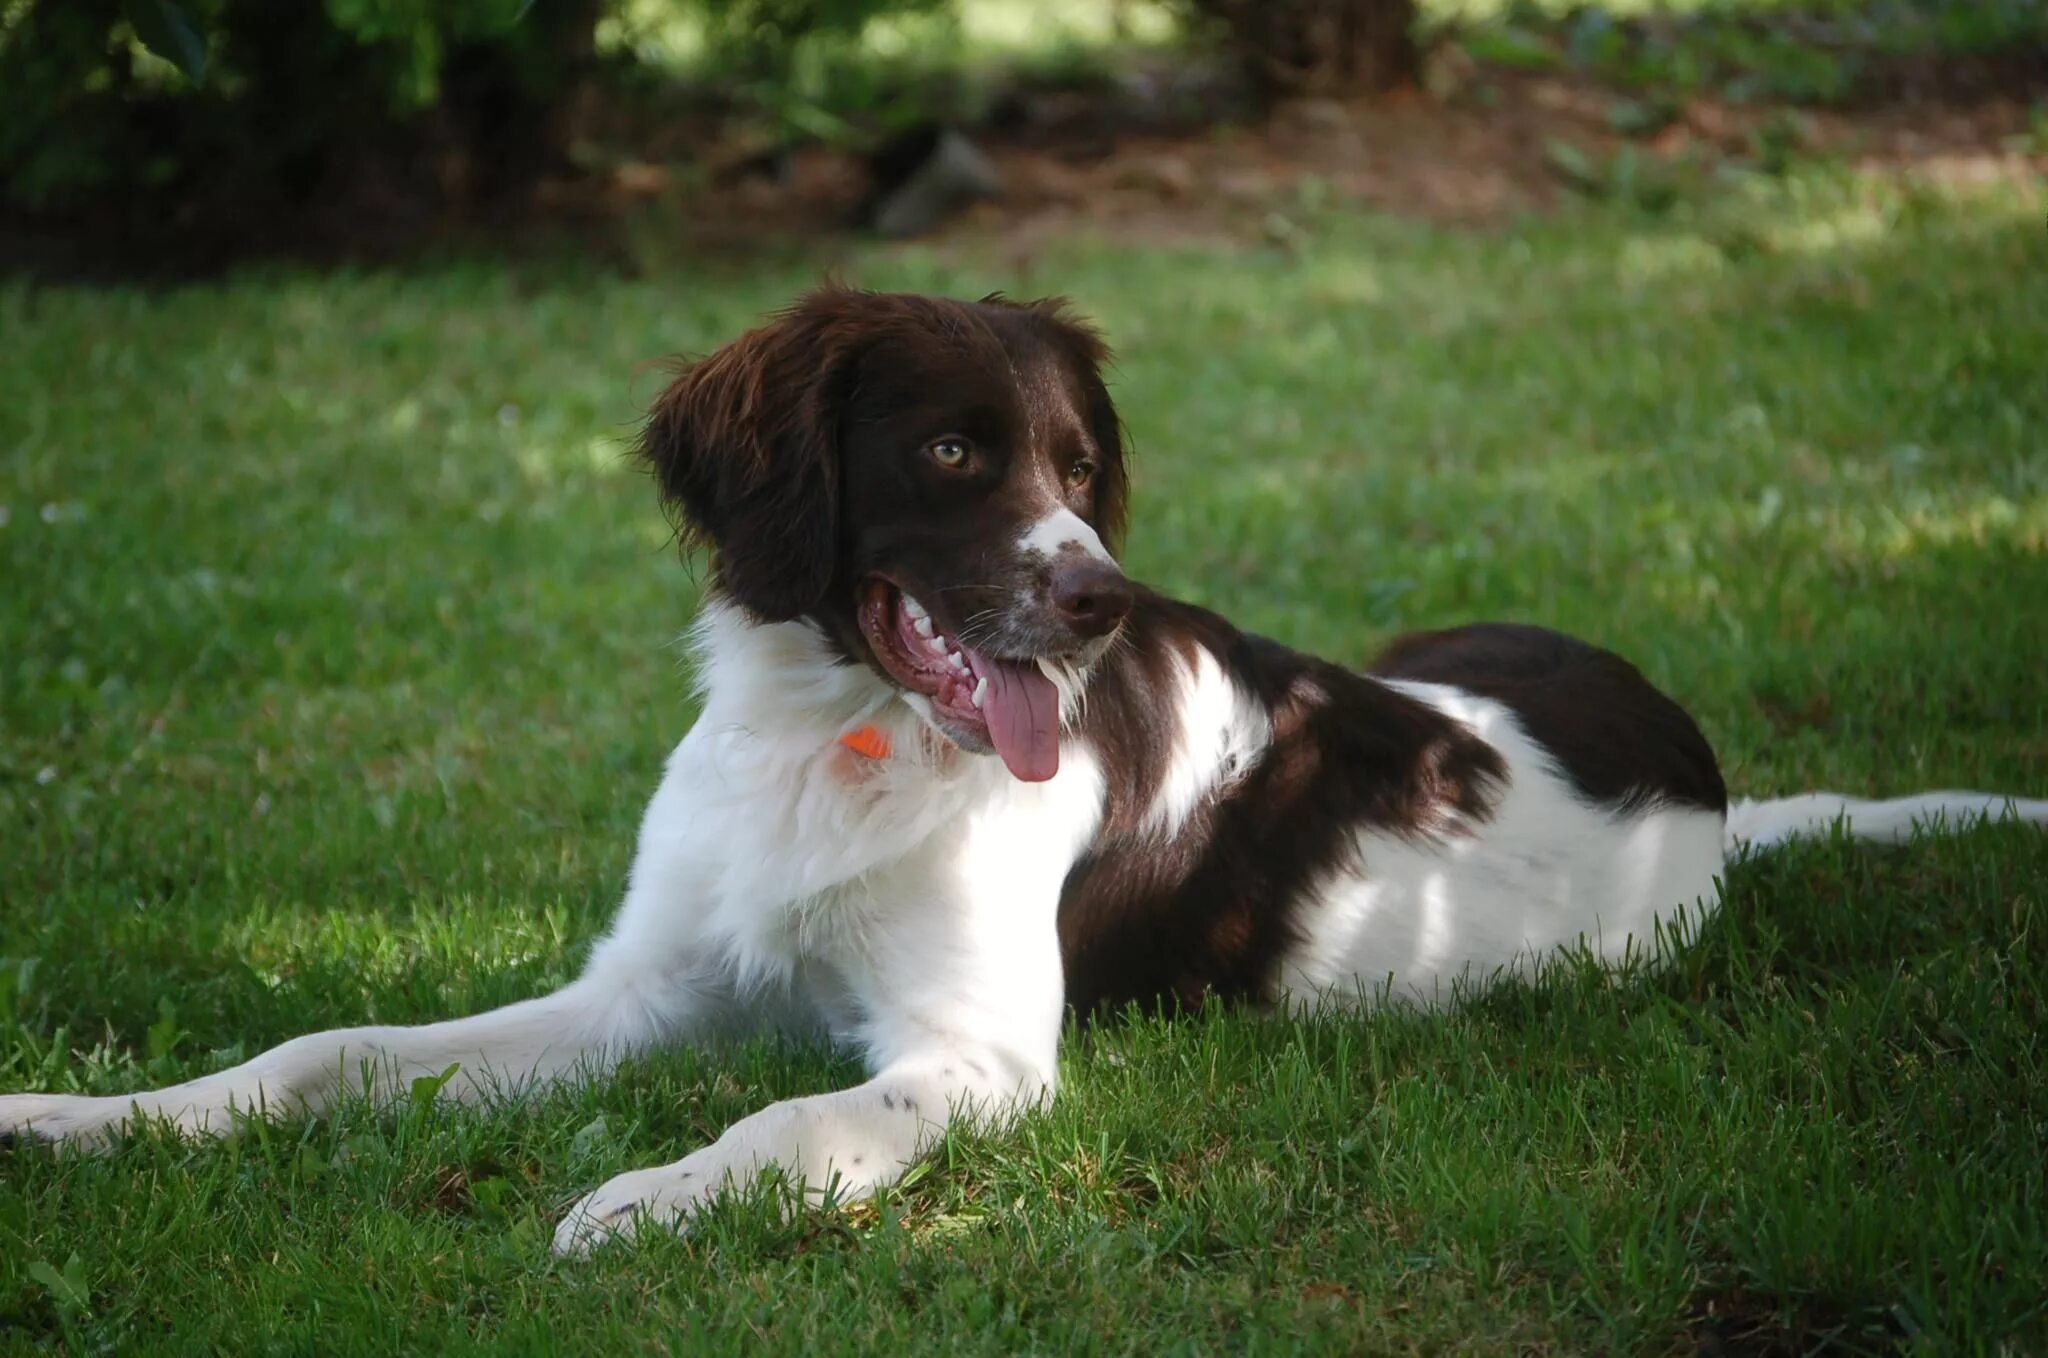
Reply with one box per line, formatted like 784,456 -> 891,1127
1076,349 -> 1130,558
640,291 -> 861,620
1018,297 -> 1129,556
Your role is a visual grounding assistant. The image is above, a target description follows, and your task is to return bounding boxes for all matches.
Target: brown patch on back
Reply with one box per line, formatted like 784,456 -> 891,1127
1370,622 -> 1727,815
1057,590 -> 1508,1016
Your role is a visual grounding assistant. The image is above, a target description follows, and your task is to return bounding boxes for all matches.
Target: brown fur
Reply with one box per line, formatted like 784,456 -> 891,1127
638,287 -> 1128,639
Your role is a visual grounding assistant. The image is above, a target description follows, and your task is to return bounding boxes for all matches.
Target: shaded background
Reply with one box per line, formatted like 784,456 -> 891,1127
4,0 -> 2045,273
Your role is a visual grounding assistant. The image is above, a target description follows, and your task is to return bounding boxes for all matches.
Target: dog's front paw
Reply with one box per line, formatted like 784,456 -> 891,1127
0,1093 -> 131,1150
552,1157 -> 722,1256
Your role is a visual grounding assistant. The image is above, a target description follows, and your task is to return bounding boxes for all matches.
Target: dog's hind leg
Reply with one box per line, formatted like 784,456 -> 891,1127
550,751 -> 1094,1255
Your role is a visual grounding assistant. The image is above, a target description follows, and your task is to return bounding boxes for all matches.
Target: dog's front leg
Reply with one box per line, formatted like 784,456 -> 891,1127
0,723 -> 765,1148
0,969 -> 710,1148
553,777 -> 1085,1255
551,1050 -> 1045,1254
0,920 -> 737,1152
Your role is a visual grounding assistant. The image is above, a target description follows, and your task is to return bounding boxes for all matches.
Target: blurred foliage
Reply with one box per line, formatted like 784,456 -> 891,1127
676,0 -> 958,142
694,0 -> 948,80
0,0 -> 944,216
1454,0 -> 2048,105
2,0 -> 2040,263
0,0 -> 594,213
1172,0 -> 1420,96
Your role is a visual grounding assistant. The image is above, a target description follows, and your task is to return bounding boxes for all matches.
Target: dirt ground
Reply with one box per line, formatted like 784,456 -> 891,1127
577,64 -> 2047,266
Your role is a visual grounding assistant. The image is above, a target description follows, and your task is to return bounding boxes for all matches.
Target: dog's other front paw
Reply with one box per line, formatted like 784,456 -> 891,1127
0,1093 -> 132,1150
552,1158 -> 723,1256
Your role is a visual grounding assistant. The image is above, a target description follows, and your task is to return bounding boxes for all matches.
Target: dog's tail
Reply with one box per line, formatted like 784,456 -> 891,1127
1725,790 -> 2048,854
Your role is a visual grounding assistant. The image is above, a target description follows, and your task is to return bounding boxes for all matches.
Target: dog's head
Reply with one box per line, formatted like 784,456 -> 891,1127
640,286 -> 1132,781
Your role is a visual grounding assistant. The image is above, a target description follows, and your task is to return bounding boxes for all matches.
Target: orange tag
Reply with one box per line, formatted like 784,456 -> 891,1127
838,724 -> 893,760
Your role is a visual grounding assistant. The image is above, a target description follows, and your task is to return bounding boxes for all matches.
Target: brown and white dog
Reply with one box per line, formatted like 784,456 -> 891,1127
4,288 -> 2042,1254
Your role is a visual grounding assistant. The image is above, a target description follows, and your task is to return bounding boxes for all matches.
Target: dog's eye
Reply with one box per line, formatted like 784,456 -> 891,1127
927,437 -> 972,470
1067,458 -> 1096,488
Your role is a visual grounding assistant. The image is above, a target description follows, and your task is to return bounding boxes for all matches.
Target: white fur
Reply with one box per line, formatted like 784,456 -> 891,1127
1278,681 -> 1725,1008
1018,508 -> 1114,566
0,603 -> 1109,1256
1140,644 -> 1272,838
4,609 -> 2041,1258
1725,791 -> 2048,851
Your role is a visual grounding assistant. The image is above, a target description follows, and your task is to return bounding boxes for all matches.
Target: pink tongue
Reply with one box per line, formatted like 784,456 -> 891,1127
964,648 -> 1061,782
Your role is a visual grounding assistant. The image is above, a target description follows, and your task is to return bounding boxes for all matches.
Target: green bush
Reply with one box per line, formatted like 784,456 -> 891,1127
0,0 -> 572,212
0,0 -> 945,228
1170,0 -> 1419,98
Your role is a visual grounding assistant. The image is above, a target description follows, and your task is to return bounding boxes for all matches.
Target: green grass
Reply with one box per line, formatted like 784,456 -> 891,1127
4,170 -> 2047,1352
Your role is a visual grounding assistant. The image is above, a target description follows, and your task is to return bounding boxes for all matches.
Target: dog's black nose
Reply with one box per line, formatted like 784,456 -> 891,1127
1051,561 -> 1133,638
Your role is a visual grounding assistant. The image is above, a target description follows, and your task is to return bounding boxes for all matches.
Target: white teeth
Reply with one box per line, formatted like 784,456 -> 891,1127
971,677 -> 988,708
914,617 -> 935,638
949,651 -> 967,672
925,634 -> 949,656
902,595 -> 928,621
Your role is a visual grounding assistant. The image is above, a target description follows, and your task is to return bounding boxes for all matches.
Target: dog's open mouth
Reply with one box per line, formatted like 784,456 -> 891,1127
857,578 -> 1063,782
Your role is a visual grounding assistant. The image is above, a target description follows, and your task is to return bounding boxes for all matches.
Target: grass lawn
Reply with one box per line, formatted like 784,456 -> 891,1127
4,170 -> 2047,1353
